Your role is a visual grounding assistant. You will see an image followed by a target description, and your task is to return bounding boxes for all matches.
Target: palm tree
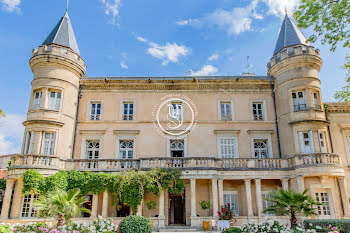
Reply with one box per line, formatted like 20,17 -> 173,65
263,189 -> 321,229
34,188 -> 90,226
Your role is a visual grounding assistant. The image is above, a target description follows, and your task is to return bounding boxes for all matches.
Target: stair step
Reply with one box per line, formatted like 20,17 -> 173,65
158,226 -> 198,232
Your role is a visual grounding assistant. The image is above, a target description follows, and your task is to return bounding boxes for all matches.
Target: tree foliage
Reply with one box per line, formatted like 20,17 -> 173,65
263,189 -> 321,228
0,109 -> 4,117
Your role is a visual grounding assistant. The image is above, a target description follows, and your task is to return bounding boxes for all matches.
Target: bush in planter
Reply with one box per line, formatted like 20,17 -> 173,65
119,215 -> 152,233
224,227 -> 242,233
304,219 -> 350,233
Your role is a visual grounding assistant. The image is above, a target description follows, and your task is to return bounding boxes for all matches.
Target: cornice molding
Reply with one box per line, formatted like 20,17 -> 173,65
22,119 -> 64,127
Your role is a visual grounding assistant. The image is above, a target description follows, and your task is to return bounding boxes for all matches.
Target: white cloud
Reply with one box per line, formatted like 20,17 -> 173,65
176,19 -> 193,26
120,61 -> 128,69
263,0 -> 300,18
136,36 -> 148,43
1,0 -> 21,14
190,65 -> 218,76
147,42 -> 189,66
208,53 -> 219,61
100,0 -> 121,26
0,114 -> 25,155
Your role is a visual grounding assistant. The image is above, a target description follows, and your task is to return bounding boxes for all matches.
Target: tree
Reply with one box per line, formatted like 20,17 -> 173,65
34,188 -> 90,226
263,189 -> 321,229
0,109 -> 4,117
294,0 -> 350,101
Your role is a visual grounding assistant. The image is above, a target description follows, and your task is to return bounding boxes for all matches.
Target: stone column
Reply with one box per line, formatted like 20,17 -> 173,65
244,179 -> 253,216
296,176 -> 305,193
0,179 -> 15,219
90,194 -> 99,219
255,179 -> 263,216
281,178 -> 289,191
190,179 -> 196,218
102,191 -> 108,218
41,87 -> 49,108
338,177 -> 350,217
11,179 -> 23,219
218,179 -> 224,209
212,179 -> 218,217
137,199 -> 143,216
33,131 -> 43,154
158,190 -> 165,228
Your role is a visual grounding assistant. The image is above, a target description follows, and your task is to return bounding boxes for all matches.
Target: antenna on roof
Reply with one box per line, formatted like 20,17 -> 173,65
66,0 -> 70,12
242,56 -> 256,76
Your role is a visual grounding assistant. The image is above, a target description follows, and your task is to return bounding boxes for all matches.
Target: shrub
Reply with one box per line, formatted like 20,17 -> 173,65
242,219 -> 292,233
0,224 -> 12,233
304,219 -> 350,233
224,227 -> 242,233
119,215 -> 152,233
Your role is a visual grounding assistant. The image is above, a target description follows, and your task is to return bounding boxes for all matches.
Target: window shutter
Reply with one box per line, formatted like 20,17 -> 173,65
308,130 -> 315,153
298,132 -> 304,154
28,131 -> 35,153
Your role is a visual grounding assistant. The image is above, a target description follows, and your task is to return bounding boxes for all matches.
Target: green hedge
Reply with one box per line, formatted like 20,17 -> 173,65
304,219 -> 350,233
224,227 -> 242,233
119,215 -> 152,233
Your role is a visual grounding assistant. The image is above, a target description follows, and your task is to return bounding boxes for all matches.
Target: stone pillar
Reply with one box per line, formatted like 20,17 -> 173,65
102,191 -> 108,218
0,179 -> 15,219
90,194 -> 99,218
296,176 -> 305,193
11,179 -> 23,219
33,131 -> 43,154
255,179 -> 263,216
218,179 -> 224,209
244,179 -> 253,216
137,199 -> 143,216
212,179 -> 218,217
281,178 -> 289,191
158,190 -> 165,228
41,87 -> 49,108
190,179 -> 196,217
338,177 -> 350,217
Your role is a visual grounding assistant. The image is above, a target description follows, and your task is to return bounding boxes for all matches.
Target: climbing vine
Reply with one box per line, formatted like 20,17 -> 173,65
22,169 -> 184,214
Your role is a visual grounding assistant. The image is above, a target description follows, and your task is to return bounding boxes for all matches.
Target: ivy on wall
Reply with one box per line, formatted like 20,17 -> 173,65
22,169 -> 185,214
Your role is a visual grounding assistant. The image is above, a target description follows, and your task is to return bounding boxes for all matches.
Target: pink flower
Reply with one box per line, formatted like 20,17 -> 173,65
331,227 -> 337,230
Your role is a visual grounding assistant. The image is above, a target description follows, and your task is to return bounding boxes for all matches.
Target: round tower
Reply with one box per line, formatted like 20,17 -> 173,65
23,12 -> 86,160
268,14 -> 328,157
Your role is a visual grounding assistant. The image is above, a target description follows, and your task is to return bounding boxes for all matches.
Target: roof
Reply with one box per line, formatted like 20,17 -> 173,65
42,11 -> 80,55
273,13 -> 310,55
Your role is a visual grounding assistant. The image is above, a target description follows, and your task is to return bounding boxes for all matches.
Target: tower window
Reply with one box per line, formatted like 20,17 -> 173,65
220,101 -> 232,121
48,91 -> 62,111
32,91 -> 42,109
252,102 -> 264,121
123,102 -> 134,121
313,92 -> 321,110
24,131 -> 35,154
21,194 -> 38,218
292,92 -> 306,111
90,102 -> 101,120
318,131 -> 327,153
41,132 -> 56,155
298,131 -> 314,154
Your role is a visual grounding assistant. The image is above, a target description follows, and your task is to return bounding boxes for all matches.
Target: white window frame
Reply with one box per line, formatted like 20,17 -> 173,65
166,136 -> 187,157
313,92 -> 321,110
21,194 -> 38,219
41,132 -> 56,155
218,100 -> 234,121
318,131 -> 327,153
48,90 -> 62,111
262,191 -> 274,216
23,131 -> 35,154
217,135 -> 238,158
315,191 -> 332,217
85,140 -> 100,159
32,90 -> 42,109
119,140 -> 135,159
223,191 -> 239,216
115,135 -> 136,159
81,135 -> 103,159
250,100 -> 267,121
170,102 -> 183,121
120,100 -> 135,121
251,134 -> 273,158
297,130 -> 315,154
292,91 -> 306,111
87,100 -> 102,121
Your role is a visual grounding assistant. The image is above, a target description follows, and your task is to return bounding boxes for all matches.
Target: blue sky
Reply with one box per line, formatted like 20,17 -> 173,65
0,0 -> 348,154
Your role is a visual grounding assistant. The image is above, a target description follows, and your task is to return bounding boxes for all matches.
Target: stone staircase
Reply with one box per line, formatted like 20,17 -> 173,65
157,225 -> 198,232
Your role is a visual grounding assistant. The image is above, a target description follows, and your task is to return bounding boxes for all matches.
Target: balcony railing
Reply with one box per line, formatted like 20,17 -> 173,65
3,153 -> 341,172
294,104 -> 307,112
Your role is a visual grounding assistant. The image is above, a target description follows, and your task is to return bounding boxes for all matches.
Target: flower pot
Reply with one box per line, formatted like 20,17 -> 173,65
203,221 -> 210,231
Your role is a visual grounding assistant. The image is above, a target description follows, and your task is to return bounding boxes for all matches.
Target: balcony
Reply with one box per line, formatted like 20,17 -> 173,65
2,153 -> 342,172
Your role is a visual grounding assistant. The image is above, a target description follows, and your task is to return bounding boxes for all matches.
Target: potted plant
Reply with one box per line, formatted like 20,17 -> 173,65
217,204 -> 236,231
200,200 -> 211,231
145,200 -> 156,228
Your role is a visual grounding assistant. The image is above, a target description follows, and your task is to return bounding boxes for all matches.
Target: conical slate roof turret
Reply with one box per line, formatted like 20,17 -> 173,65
273,13 -> 310,55
42,11 -> 80,55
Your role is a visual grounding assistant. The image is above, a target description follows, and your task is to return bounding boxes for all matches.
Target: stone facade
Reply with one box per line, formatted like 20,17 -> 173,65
1,12 -> 350,230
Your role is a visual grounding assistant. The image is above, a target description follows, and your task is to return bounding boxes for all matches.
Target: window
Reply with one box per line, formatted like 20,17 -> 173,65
262,192 -> 274,215
252,102 -> 264,121
169,102 -> 183,121
41,132 -> 56,155
315,192 -> 331,216
85,140 -> 100,159
220,102 -> 232,121
223,191 -> 239,215
298,131 -> 314,154
123,102 -> 134,120
21,194 -> 38,218
292,92 -> 306,111
313,92 -> 321,110
120,140 -> 134,159
32,91 -> 42,109
254,139 -> 268,158
48,91 -> 61,110
90,102 -> 101,120
219,138 -> 237,158
170,140 -> 184,158
318,131 -> 327,153
24,131 -> 35,154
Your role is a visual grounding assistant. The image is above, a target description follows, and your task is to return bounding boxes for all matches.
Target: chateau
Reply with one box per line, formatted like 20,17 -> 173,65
1,10 -> 350,230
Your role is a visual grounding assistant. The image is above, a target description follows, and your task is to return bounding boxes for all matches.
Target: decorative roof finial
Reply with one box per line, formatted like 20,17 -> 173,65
285,5 -> 287,15
66,0 -> 70,12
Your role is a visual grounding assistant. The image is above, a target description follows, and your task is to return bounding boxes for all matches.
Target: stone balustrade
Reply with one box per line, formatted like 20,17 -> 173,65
3,153 -> 341,172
